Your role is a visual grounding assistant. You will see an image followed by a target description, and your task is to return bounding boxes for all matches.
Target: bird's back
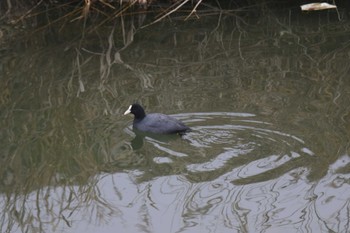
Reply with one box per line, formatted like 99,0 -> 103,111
133,113 -> 190,134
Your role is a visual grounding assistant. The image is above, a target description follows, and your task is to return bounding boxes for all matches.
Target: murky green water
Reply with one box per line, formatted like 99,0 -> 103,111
1,8 -> 350,233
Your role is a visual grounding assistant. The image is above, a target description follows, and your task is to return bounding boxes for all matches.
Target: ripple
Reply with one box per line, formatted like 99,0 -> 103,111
125,112 -> 314,184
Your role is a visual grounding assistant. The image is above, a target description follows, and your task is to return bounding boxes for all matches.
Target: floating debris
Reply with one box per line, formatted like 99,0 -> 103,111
300,2 -> 337,11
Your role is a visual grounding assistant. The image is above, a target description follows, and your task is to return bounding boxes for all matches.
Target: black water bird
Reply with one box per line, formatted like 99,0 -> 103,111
124,103 -> 190,135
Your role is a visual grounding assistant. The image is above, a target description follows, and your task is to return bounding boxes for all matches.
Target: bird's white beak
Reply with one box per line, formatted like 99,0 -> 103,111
124,105 -> 132,115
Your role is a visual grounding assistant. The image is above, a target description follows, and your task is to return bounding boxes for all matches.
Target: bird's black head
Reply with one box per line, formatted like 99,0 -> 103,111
124,103 -> 146,119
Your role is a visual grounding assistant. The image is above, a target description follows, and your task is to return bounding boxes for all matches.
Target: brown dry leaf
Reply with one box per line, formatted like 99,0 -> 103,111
301,2 -> 337,11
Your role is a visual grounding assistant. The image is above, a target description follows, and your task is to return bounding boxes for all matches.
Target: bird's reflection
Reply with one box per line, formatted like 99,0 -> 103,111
130,129 -> 186,150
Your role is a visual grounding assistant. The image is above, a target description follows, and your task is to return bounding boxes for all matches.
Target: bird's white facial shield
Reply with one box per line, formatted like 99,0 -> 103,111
124,105 -> 132,115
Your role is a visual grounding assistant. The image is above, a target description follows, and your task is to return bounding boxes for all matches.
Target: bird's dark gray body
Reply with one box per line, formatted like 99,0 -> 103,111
124,104 -> 190,135
133,113 -> 189,134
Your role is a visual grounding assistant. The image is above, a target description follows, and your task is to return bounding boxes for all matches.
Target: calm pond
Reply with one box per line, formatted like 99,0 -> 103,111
1,5 -> 350,233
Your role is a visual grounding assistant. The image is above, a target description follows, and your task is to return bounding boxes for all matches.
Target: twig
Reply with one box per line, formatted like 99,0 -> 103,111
185,0 -> 202,20
333,0 -> 341,21
141,0 -> 190,28
12,0 -> 44,24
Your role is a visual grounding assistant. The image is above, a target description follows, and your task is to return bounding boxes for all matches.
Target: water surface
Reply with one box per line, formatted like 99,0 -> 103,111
1,8 -> 350,233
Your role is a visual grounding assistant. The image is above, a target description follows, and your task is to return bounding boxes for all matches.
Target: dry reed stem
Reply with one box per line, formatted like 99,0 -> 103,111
184,0 -> 202,20
141,0 -> 191,28
10,0 -> 44,24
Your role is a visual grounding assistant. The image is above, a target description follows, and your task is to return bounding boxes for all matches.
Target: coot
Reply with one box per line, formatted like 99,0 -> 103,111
124,103 -> 190,134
